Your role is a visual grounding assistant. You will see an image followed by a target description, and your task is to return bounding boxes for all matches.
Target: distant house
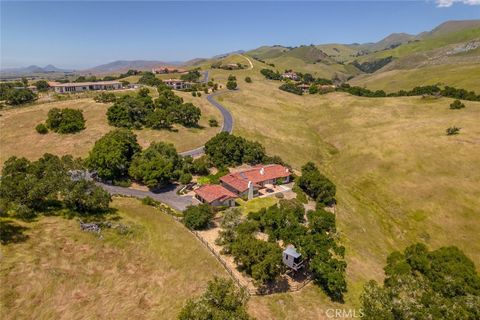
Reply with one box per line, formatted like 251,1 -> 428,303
51,81 -> 122,93
163,79 -> 191,90
14,85 -> 37,93
281,72 -> 299,81
297,84 -> 310,93
152,66 -> 187,74
220,164 -> 291,199
194,184 -> 238,207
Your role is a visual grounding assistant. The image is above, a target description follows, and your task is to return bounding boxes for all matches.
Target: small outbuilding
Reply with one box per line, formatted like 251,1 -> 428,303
282,245 -> 304,271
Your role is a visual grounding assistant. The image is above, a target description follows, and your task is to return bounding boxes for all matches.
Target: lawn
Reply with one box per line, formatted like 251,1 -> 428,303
236,197 -> 279,216
0,197 -> 227,319
215,76 -> 480,317
0,92 -> 223,166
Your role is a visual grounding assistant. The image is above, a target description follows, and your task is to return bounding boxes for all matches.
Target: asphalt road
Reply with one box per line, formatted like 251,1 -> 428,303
180,90 -> 234,157
99,183 -> 193,211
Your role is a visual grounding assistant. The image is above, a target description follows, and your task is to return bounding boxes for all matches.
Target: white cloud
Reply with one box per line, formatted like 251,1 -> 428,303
436,0 -> 480,7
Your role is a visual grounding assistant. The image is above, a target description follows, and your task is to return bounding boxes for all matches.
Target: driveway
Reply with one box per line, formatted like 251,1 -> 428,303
180,90 -> 234,157
98,183 -> 193,211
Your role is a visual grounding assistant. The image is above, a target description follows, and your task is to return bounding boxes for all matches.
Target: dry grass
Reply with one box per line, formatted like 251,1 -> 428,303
215,77 -> 480,317
0,93 -> 222,166
0,197 -> 227,319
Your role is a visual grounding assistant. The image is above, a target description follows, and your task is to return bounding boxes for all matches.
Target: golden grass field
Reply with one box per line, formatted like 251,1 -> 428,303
1,58 -> 479,319
350,63 -> 480,92
0,197 -> 227,319
209,63 -> 480,317
0,90 -> 222,165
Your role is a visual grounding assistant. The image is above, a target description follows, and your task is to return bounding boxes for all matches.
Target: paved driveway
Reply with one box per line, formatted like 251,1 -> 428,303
98,183 -> 193,211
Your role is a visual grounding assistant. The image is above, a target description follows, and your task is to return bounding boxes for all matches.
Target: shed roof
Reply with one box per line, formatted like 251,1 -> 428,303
284,246 -> 301,258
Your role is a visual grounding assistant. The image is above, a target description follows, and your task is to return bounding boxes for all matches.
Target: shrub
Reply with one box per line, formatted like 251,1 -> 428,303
279,83 -> 303,95
197,92 -> 202,97
298,162 -> 336,205
228,75 -> 237,81
179,173 -> 192,185
446,126 -> 461,135
94,92 -> 117,103
142,196 -> 159,206
182,204 -> 214,230
5,88 -> 37,105
260,69 -> 282,80
63,180 -> 111,213
450,99 -> 465,109
226,80 -> 237,90
209,118 -> 219,127
46,108 -> 86,134
191,91 -> 197,97
35,123 -> 48,134
35,80 -> 50,92
245,76 -> 252,83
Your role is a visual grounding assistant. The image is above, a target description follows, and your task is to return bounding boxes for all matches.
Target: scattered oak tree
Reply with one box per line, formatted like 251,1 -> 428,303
46,108 -> 86,134
182,203 -> 214,230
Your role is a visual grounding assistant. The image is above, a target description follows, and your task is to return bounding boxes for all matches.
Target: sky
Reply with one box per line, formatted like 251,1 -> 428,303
1,1 -> 479,69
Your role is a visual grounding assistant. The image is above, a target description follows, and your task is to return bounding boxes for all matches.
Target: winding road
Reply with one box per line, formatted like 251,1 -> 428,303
100,86 -> 236,210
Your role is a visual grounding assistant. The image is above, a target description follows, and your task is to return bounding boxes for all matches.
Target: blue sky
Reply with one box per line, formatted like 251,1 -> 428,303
1,1 -> 479,69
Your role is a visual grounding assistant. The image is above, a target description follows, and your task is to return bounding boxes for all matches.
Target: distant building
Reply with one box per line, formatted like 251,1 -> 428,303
152,66 -> 187,74
281,72 -> 299,81
51,81 -> 122,93
13,85 -> 37,93
163,79 -> 191,90
194,184 -> 238,207
220,164 -> 291,199
298,84 -> 310,93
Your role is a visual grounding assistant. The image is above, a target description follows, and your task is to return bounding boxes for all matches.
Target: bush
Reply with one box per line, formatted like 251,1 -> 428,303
209,118 -> 219,127
260,69 -> 282,80
142,196 -> 159,206
5,88 -> 37,105
63,180 -> 111,213
245,76 -> 252,83
279,83 -> 303,95
138,72 -> 162,86
35,123 -> 48,134
179,173 -> 192,185
298,162 -> 336,205
46,108 -> 86,134
446,126 -> 461,135
226,80 -> 237,90
450,99 -> 465,109
35,80 -> 50,92
197,92 -> 202,97
182,204 -> 214,230
94,92 -> 117,103
191,91 -> 197,97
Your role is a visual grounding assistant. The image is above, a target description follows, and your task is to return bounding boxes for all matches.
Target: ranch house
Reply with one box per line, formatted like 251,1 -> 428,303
220,164 -> 291,199
281,72 -> 299,81
163,79 -> 192,90
194,184 -> 238,207
51,81 -> 122,93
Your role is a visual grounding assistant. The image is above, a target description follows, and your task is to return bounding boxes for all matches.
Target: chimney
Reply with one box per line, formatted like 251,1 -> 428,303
260,167 -> 265,175
248,181 -> 254,200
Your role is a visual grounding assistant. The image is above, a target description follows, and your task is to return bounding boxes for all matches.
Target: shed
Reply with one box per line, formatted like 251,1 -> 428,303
282,245 -> 303,271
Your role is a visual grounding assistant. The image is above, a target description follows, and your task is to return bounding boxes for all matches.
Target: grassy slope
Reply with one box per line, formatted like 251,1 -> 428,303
209,65 -> 480,318
0,197 -> 227,319
349,63 -> 480,92
0,92 -> 222,166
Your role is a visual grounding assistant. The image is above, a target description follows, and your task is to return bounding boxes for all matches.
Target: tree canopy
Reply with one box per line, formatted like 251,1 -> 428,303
182,204 -> 214,230
46,108 -> 86,134
362,243 -> 480,320
86,129 -> 141,180
298,162 -> 336,205
128,142 -> 182,188
178,277 -> 252,320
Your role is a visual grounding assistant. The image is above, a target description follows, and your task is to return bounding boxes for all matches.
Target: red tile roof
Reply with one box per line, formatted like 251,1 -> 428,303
194,185 -> 238,204
220,164 -> 290,193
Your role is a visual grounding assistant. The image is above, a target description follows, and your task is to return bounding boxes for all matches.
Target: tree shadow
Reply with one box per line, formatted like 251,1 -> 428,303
0,220 -> 29,245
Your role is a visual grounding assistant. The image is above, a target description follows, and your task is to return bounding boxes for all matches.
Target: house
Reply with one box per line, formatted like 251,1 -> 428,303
281,72 -> 299,81
220,164 -> 291,199
51,81 -> 122,93
163,79 -> 191,90
282,245 -> 304,271
298,84 -> 310,93
194,184 -> 238,207
152,66 -> 187,74
13,85 -> 37,93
